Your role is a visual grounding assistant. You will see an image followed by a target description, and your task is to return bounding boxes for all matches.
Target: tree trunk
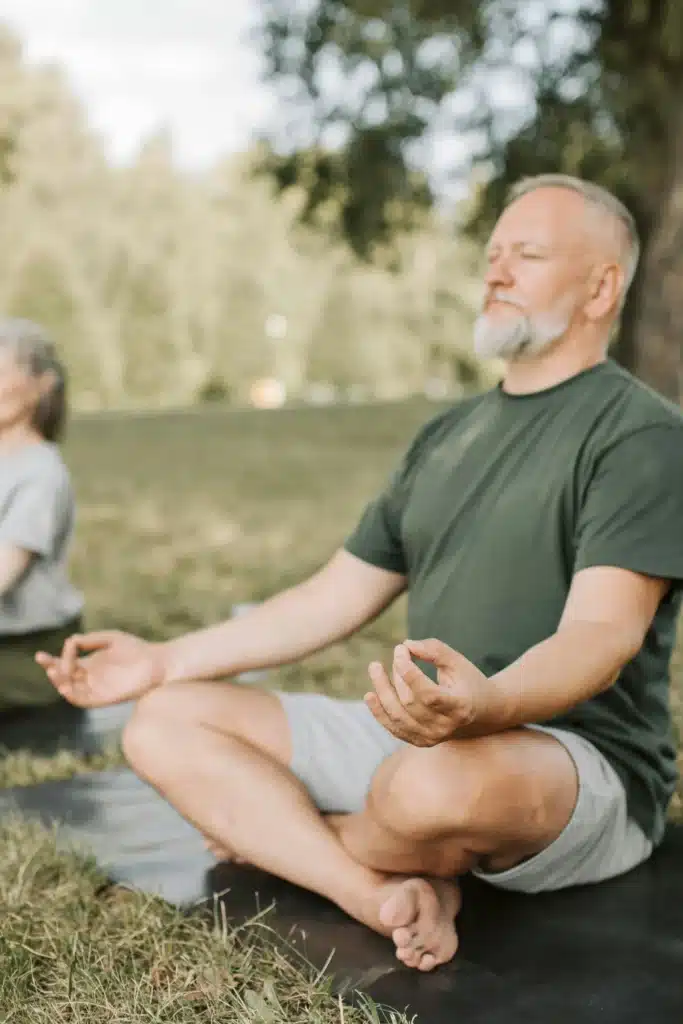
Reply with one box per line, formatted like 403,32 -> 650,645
610,267 -> 641,374
629,104 -> 683,404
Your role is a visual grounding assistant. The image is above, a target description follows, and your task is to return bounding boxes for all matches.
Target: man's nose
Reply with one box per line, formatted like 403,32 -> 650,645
485,254 -> 514,288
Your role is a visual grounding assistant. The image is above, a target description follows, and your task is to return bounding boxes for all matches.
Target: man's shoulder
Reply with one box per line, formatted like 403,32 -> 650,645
575,363 -> 683,473
600,361 -> 683,432
412,391 -> 489,441
579,365 -> 683,491
398,391 -> 490,475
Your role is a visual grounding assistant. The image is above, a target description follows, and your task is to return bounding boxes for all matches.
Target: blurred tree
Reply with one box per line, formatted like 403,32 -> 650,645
0,26 -> 125,405
0,21 -> 491,410
257,0 -> 683,400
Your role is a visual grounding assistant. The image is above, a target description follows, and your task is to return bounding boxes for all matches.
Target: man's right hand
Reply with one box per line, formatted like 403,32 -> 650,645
35,630 -> 167,708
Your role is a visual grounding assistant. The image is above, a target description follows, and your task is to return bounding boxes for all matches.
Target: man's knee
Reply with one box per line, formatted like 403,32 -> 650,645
367,743 -> 486,840
121,684 -> 185,774
121,680 -> 293,775
366,731 -> 574,845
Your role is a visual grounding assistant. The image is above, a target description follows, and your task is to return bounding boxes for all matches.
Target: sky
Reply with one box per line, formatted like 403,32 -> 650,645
0,0 -> 276,169
0,0 -> 564,198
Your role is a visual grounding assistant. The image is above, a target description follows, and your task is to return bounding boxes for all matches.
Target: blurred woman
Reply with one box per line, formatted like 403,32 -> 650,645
0,318 -> 83,713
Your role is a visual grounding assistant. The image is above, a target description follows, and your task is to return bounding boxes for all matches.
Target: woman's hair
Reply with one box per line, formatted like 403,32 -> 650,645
0,317 -> 68,442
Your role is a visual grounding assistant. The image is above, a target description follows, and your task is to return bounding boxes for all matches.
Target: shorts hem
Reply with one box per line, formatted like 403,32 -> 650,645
470,724 -> 591,889
470,723 -> 653,893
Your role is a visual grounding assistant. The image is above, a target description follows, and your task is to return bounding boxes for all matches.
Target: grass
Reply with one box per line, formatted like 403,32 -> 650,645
63,400 -> 430,639
1,401 -> 436,788
0,398 -> 444,1023
0,396 -> 681,1020
0,816 -> 405,1023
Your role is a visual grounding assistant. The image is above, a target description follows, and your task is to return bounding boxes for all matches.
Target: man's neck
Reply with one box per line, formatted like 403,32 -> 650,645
501,339 -> 609,396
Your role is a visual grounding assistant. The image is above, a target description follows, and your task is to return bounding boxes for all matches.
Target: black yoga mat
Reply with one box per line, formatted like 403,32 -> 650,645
0,768 -> 682,1023
0,701 -> 134,757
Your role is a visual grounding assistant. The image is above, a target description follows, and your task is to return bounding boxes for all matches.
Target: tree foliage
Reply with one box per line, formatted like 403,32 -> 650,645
257,0 -> 683,396
257,0 -> 482,258
258,0 -> 683,240
0,24 -> 491,411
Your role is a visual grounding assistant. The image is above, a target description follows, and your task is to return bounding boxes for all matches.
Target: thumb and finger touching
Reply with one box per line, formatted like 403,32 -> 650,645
404,637 -> 459,670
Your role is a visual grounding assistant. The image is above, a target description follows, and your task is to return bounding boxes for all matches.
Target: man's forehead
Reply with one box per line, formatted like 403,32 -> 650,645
488,188 -> 589,248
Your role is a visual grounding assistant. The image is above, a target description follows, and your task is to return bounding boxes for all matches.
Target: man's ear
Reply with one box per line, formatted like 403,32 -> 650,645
585,263 -> 624,322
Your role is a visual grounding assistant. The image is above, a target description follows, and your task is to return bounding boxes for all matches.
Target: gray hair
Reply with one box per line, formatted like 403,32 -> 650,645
0,318 -> 68,442
506,174 -> 640,303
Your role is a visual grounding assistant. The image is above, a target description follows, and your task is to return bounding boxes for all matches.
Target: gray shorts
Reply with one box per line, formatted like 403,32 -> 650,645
276,691 -> 653,894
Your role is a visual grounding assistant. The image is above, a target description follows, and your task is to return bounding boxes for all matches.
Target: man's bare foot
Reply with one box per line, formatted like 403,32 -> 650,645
378,877 -> 461,971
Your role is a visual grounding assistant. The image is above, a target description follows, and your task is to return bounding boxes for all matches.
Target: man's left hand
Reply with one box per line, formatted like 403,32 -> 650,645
365,638 -> 490,746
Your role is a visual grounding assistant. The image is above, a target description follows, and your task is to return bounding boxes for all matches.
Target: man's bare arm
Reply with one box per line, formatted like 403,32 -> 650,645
160,549 -> 406,685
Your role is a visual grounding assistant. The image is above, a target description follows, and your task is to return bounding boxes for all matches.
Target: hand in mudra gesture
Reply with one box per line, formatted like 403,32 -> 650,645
365,637 -> 490,746
35,630 -> 166,708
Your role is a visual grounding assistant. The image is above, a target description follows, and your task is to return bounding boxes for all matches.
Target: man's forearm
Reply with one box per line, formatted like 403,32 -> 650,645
463,621 -> 641,737
159,576 -> 366,685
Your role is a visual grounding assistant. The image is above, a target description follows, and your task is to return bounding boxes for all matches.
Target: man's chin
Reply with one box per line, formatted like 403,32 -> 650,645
475,338 -> 561,362
473,323 -> 529,361
473,316 -> 569,361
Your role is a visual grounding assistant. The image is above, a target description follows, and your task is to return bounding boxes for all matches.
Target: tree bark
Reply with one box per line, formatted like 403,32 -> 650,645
629,103 -> 683,404
610,268 -> 640,374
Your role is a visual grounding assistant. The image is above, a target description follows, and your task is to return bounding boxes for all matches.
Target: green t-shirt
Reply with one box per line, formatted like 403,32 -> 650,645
344,360 -> 683,844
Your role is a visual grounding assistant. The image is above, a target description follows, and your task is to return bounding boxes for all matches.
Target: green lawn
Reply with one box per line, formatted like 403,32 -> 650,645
0,816 -> 397,1023
0,397 -> 681,1020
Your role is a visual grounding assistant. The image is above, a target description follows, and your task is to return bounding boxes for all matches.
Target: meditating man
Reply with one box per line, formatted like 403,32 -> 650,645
37,174 -> 683,973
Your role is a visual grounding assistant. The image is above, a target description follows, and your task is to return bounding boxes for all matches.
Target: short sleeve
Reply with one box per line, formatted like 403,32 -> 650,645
0,474 -> 70,557
344,410 -> 451,575
574,425 -> 683,587
343,460 -> 410,574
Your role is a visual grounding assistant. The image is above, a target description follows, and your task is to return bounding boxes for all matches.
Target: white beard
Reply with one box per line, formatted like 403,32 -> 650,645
473,306 -> 572,361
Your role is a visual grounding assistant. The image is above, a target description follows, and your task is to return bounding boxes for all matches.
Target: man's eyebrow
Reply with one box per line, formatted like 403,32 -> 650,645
486,240 -> 552,256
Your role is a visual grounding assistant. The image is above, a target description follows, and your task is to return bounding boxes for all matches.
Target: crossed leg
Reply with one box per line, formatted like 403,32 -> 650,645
121,681 -> 578,971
